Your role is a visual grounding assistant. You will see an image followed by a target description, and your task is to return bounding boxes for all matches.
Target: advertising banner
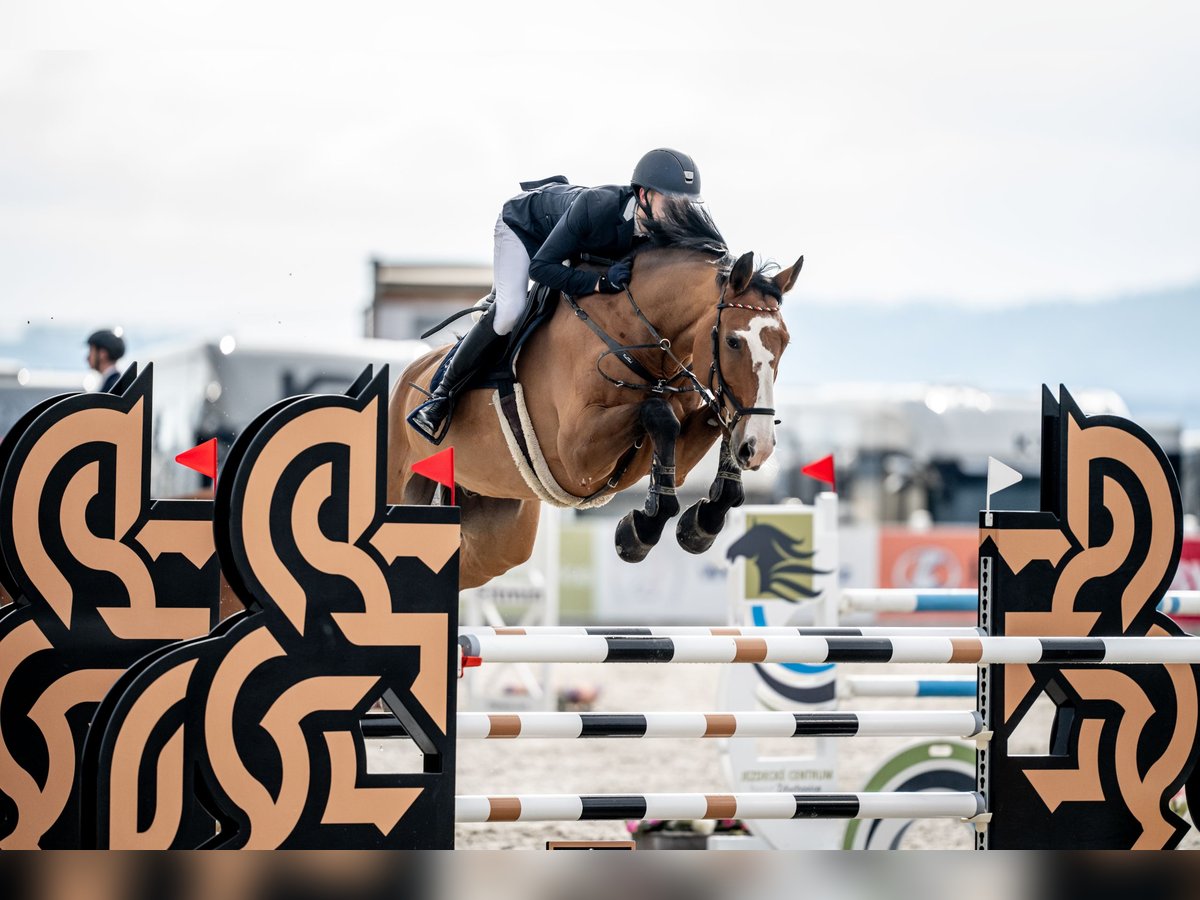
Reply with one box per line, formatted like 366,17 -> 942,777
878,526 -> 979,589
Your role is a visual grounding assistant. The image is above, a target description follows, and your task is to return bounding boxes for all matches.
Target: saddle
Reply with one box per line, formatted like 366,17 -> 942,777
427,282 -> 631,509
427,281 -> 559,397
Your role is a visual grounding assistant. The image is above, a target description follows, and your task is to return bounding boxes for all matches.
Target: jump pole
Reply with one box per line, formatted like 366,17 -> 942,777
362,709 -> 986,740
456,791 -> 985,824
842,588 -> 1200,616
459,633 -> 1200,666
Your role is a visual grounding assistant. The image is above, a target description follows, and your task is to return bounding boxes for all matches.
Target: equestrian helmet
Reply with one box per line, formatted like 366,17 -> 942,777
87,329 -> 126,361
631,148 -> 701,198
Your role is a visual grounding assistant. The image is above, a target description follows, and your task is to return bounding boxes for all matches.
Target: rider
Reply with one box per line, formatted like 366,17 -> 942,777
86,328 -> 126,393
407,148 -> 703,442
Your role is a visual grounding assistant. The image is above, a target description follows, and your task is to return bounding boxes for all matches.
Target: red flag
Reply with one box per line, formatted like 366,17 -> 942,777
801,454 -> 835,489
411,447 -> 456,506
175,438 -> 218,482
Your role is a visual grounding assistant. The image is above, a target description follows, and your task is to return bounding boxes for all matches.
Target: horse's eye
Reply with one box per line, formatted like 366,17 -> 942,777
725,335 -> 741,350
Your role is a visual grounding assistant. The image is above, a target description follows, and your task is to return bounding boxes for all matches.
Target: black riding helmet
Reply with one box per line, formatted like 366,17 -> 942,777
631,148 -> 701,199
87,329 -> 125,361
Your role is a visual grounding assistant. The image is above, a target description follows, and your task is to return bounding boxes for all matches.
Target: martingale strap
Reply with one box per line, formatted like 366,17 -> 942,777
564,292 -> 704,397
565,276 -> 782,435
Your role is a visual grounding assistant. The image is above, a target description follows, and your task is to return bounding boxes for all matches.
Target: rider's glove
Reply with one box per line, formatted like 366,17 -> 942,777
596,259 -> 632,294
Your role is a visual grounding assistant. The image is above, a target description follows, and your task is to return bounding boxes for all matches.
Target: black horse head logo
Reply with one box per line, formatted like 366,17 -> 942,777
726,524 -> 830,602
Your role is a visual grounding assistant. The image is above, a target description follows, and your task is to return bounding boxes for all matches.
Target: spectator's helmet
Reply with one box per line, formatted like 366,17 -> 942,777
87,329 -> 126,361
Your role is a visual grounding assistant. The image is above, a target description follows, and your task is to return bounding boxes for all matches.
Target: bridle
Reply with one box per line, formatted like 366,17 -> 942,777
564,276 -> 782,437
707,284 -> 782,432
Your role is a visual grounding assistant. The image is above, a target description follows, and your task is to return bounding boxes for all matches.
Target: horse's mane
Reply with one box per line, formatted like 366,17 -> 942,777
638,198 -> 728,258
634,198 -> 783,303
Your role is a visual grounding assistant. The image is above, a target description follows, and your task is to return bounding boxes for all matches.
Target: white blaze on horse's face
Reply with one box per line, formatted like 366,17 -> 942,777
731,314 -> 782,470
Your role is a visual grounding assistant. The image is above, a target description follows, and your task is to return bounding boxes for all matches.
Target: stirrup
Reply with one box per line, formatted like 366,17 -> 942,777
406,398 -> 454,445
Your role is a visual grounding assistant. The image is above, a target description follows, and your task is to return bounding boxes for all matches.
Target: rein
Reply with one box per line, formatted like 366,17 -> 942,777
565,290 -> 700,398
565,278 -> 781,435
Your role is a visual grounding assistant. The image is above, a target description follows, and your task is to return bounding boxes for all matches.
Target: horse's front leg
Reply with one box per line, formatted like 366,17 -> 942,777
614,398 -> 681,563
677,435 -> 744,554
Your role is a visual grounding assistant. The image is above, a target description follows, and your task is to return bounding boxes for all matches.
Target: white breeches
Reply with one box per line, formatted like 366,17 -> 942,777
492,216 -> 532,336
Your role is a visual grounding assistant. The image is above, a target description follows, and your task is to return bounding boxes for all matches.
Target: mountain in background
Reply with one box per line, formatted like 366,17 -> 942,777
778,282 -> 1199,428
3,282 -> 1197,427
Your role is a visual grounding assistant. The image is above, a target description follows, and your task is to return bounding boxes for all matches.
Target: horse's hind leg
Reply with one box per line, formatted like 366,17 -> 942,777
677,436 -> 744,554
615,398 -> 681,563
459,495 -> 540,589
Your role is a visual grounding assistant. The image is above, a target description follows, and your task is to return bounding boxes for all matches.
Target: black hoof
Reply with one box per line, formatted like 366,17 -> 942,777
615,511 -> 655,563
676,501 -> 722,554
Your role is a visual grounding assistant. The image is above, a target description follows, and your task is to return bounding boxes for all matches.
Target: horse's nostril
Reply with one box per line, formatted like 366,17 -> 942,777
738,441 -> 754,465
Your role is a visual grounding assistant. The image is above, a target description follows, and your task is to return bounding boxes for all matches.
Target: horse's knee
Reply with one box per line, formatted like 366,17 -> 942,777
640,399 -> 681,445
639,400 -> 681,516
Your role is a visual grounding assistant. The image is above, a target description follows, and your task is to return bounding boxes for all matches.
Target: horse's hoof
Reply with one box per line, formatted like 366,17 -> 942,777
615,512 -> 654,563
676,501 -> 721,554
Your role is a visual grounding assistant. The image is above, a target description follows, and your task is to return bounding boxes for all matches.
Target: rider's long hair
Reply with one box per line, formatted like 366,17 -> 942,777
636,197 -> 784,302
638,196 -> 727,258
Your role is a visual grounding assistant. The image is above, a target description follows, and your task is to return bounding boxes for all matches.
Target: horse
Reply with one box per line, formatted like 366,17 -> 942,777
387,205 -> 799,589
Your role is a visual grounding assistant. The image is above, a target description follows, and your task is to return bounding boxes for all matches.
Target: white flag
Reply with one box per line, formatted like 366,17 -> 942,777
986,457 -> 1023,511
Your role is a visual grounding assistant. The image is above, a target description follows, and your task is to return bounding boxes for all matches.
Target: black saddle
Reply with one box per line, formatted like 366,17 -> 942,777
428,283 -> 560,397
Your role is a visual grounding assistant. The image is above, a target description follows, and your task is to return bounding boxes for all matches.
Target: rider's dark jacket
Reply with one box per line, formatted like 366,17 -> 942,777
501,178 -> 639,298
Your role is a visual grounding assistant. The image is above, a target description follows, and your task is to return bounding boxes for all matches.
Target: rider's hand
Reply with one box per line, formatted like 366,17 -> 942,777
596,260 -> 632,294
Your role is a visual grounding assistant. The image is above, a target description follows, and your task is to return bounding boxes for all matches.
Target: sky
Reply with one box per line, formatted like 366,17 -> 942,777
2,1 -> 1199,343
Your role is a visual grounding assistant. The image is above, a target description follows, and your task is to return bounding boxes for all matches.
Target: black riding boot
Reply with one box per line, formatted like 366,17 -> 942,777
407,305 -> 505,443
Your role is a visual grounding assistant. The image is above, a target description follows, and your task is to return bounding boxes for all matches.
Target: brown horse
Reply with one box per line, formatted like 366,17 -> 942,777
388,209 -> 799,589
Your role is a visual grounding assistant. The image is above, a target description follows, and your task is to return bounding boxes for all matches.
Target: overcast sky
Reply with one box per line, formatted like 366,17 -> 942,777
2,1 -> 1198,343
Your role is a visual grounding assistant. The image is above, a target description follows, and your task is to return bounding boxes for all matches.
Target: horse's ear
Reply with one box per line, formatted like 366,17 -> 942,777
773,255 -> 804,295
729,251 -> 756,296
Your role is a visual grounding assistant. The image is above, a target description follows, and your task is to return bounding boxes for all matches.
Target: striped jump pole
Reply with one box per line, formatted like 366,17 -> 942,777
841,589 -> 976,613
841,588 -> 1200,616
456,791 -> 986,824
1160,592 -> 1200,616
453,709 -> 985,740
458,633 -> 1200,665
460,625 -> 981,638
843,675 -> 976,699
